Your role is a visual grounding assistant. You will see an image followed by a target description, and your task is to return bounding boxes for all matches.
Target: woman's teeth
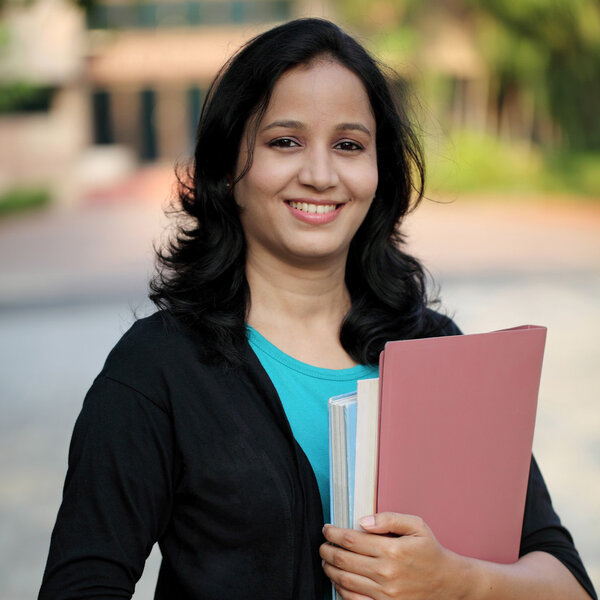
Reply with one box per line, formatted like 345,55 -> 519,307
289,201 -> 337,214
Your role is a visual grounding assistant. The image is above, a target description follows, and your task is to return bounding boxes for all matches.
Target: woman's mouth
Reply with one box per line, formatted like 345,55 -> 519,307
285,200 -> 344,224
287,201 -> 339,214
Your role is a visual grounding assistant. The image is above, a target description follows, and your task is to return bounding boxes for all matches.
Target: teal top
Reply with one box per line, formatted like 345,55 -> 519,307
246,326 -> 378,522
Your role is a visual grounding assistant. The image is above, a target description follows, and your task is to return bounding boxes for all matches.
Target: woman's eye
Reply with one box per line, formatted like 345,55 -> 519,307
335,140 -> 363,152
269,138 -> 299,148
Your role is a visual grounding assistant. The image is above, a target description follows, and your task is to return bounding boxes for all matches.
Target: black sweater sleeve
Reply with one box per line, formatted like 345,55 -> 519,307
38,376 -> 174,599
520,456 -> 597,599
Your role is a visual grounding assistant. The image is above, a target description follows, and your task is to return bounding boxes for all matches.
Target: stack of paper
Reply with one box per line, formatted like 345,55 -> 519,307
329,379 -> 379,529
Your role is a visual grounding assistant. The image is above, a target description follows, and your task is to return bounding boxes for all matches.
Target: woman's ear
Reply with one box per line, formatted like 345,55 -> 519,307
225,175 -> 236,200
228,176 -> 245,210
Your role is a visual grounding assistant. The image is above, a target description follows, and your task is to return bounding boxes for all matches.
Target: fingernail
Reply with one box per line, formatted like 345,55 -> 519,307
360,515 -> 375,528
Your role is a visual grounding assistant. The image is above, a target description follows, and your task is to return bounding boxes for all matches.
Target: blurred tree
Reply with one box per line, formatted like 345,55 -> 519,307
469,0 -> 600,150
335,0 -> 600,151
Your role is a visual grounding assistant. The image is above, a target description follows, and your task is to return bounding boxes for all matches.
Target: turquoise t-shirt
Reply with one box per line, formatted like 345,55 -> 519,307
247,326 -> 378,522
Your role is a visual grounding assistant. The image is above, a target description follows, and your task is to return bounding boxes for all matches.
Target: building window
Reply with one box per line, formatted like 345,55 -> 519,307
86,0 -> 293,30
187,86 -> 203,149
140,89 -> 158,161
92,90 -> 114,144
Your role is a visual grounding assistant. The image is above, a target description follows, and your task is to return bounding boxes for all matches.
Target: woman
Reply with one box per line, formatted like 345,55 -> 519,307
39,18 -> 596,600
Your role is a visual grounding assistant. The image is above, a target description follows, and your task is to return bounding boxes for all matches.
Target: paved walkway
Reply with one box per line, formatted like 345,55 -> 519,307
1,166 -> 598,598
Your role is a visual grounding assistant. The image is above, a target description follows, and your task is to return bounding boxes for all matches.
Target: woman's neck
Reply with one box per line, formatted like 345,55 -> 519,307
245,252 -> 357,369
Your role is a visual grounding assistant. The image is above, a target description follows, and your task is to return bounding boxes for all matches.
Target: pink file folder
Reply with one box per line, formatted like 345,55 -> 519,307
377,325 -> 546,564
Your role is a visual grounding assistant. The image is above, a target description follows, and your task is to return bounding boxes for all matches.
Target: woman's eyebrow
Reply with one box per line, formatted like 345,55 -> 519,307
261,120 -> 304,132
261,120 -> 371,137
336,122 -> 372,137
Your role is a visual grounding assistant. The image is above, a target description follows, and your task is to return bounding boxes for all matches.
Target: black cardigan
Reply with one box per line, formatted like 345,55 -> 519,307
39,312 -> 597,599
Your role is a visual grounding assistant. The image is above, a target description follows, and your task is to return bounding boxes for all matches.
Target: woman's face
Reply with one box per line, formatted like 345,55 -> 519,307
234,59 -> 378,269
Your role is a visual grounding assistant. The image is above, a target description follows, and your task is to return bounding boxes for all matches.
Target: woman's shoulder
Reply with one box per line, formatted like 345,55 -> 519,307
97,310 -> 200,395
108,310 -> 190,359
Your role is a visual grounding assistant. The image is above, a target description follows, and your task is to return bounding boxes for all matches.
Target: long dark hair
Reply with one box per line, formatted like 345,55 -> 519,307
150,18 -> 446,364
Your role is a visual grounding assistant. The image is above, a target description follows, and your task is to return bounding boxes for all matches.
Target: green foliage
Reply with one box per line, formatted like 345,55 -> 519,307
334,0 -> 600,151
0,187 -> 51,215
370,26 -> 419,65
426,130 -> 600,197
0,81 -> 54,113
426,130 -> 543,194
543,151 -> 600,197
0,23 -> 9,47
469,0 -> 600,150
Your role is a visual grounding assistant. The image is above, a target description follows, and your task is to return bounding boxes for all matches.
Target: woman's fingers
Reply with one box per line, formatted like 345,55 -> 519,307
358,512 -> 431,537
320,523 -> 413,590
321,553 -> 377,600
322,524 -> 382,557
320,535 -> 376,571
322,513 -> 431,562
321,513 -> 455,599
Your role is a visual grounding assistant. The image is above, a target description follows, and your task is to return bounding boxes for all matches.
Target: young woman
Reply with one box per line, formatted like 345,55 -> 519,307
39,18 -> 596,600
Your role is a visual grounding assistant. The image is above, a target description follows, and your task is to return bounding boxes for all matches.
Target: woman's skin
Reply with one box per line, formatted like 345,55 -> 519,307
233,58 -> 591,600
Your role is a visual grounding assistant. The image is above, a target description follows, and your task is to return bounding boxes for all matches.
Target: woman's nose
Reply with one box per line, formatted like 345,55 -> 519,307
297,147 -> 340,191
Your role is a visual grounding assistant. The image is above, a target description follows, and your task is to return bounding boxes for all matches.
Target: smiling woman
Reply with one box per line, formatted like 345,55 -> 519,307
38,18 -> 597,600
236,60 -> 377,285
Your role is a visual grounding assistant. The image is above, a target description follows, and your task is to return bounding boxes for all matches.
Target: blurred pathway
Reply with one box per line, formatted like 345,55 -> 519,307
0,165 -> 173,308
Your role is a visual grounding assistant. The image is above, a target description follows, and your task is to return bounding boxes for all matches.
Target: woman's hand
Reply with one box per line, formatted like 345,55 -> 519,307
320,512 -> 470,600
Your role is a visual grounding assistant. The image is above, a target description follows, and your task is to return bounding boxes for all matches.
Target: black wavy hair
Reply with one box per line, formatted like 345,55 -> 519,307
150,18 -> 447,365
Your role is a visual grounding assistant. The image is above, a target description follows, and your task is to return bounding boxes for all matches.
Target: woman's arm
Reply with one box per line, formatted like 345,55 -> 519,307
321,513 -> 594,600
39,376 -> 174,599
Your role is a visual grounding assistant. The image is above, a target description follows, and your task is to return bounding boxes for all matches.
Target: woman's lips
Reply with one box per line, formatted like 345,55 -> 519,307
285,200 -> 344,224
288,200 -> 337,214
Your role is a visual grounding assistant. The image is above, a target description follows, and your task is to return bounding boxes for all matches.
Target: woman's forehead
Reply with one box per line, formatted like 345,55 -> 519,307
259,61 -> 375,128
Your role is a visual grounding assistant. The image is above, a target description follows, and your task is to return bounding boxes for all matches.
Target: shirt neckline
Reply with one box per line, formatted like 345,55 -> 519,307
246,325 -> 377,381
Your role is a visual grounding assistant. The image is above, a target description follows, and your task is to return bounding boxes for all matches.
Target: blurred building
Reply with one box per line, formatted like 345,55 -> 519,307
0,0 -> 335,205
85,0 -> 299,162
0,0 -> 88,197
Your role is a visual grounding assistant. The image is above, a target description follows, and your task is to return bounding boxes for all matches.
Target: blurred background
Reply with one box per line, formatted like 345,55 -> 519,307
0,0 -> 598,598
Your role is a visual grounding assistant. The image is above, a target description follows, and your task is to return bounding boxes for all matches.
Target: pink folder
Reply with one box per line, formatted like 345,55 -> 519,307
377,325 -> 546,564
